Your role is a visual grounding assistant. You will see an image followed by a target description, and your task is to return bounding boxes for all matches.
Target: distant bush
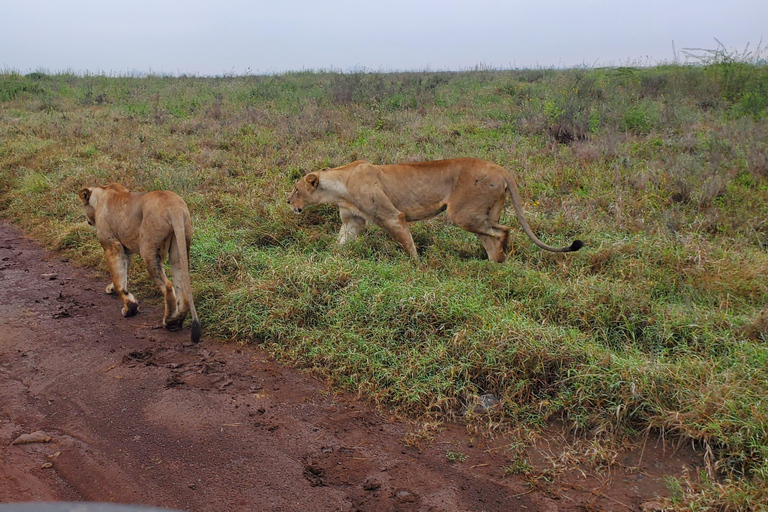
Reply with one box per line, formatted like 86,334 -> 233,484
682,40 -> 768,120
0,73 -> 46,101
621,103 -> 654,134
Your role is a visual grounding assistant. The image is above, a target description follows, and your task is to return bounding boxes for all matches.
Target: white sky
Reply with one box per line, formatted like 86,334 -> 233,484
2,0 -> 766,75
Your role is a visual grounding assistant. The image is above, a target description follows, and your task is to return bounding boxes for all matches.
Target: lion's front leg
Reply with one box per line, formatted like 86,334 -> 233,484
338,208 -> 367,244
376,212 -> 419,260
104,243 -> 138,317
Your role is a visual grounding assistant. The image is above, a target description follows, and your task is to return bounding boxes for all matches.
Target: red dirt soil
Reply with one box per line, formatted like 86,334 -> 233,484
0,221 -> 699,511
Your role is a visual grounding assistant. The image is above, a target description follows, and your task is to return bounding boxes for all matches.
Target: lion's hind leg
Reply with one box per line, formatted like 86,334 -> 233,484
140,238 -> 180,331
166,235 -> 189,329
476,232 -> 508,263
448,195 -> 509,263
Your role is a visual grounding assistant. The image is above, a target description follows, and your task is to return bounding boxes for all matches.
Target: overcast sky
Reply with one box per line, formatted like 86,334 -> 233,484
2,0 -> 766,75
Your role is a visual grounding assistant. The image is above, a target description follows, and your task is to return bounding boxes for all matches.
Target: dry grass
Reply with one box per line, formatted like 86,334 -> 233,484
2,64 -> 768,507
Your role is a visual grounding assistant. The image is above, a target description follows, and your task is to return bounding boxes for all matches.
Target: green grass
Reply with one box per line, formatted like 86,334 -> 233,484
1,64 -> 768,508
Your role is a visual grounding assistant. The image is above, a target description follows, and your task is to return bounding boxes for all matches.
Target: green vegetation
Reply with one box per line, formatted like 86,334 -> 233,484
446,450 -> 468,463
1,61 -> 767,508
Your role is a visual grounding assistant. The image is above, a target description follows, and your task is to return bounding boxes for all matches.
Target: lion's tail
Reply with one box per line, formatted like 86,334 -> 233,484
501,169 -> 584,253
171,211 -> 202,344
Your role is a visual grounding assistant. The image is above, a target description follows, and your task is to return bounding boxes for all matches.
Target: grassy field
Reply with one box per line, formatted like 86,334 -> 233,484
1,62 -> 767,508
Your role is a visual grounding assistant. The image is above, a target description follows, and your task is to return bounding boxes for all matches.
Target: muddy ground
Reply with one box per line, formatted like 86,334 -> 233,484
0,221 -> 698,511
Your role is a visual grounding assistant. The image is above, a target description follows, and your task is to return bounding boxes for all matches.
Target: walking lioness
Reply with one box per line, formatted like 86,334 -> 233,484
288,158 -> 583,262
78,183 -> 201,343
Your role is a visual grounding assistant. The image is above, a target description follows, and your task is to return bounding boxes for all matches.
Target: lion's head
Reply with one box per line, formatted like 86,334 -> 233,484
78,187 -> 96,226
287,173 -> 319,214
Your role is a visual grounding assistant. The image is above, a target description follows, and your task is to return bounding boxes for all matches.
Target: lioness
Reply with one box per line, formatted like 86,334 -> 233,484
288,158 -> 583,262
78,183 -> 201,343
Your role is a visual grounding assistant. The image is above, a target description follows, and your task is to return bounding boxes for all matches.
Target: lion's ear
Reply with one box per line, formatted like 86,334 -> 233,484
78,188 -> 92,205
306,173 -> 319,191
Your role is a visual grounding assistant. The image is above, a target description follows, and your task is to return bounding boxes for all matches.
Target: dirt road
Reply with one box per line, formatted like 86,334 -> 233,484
0,221 -> 694,511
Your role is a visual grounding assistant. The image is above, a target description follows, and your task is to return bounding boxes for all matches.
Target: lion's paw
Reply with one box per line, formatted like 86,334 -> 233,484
164,316 -> 184,332
122,302 -> 139,317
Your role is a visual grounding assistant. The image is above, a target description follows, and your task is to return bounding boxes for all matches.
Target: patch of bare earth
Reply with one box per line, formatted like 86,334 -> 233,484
0,221 -> 698,511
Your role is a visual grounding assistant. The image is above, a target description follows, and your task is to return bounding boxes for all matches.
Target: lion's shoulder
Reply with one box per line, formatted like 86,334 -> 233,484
105,183 -> 130,193
333,160 -> 372,172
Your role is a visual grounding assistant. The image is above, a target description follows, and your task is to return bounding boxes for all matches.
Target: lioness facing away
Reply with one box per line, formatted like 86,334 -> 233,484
79,183 -> 201,343
288,158 -> 583,262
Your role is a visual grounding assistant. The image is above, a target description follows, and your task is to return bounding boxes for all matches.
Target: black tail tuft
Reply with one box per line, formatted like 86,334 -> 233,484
569,240 -> 585,252
191,320 -> 202,344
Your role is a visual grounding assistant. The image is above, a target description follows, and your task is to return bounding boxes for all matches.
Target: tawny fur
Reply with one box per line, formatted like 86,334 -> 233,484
79,183 -> 201,343
288,158 -> 583,262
